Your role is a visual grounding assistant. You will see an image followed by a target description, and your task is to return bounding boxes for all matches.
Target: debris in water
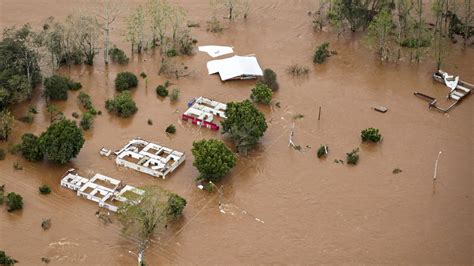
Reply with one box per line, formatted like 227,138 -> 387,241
433,151 -> 442,180
41,218 -> 51,230
392,168 -> 402,174
373,105 -> 388,113
41,257 -> 51,263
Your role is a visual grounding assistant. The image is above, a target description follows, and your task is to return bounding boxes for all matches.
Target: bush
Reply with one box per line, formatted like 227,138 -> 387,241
43,75 -> 69,101
72,112 -> 80,119
287,64 -> 309,76
80,112 -> 94,130
261,68 -> 279,91
78,92 -> 94,111
206,16 -> 224,33
140,72 -> 147,79
0,250 -> 18,265
317,145 -> 328,158
170,88 -> 180,102
20,133 -> 43,162
39,119 -> 85,164
156,85 -> 169,97
109,46 -> 129,64
361,128 -> 382,142
166,49 -> 177,57
114,72 -> 138,91
165,124 -> 176,134
250,82 -> 273,105
39,185 -> 51,195
0,149 -> 5,160
105,91 -> 138,118
192,139 -> 236,182
65,77 -> 82,91
313,42 -> 330,64
346,148 -> 360,165
6,192 -> 23,212
167,193 -> 187,219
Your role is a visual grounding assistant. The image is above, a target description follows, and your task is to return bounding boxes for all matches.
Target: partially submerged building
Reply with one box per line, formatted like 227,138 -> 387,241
181,96 -> 227,131
114,138 -> 185,179
207,55 -> 263,81
60,169 -> 144,212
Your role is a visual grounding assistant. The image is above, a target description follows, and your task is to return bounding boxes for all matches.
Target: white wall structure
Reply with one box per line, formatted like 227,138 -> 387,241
207,55 -> 263,81
182,97 -> 227,131
114,138 -> 185,179
60,169 -> 144,212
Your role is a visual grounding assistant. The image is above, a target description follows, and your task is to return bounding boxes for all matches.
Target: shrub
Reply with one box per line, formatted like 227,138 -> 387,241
20,133 -> 43,162
313,42 -> 330,64
39,119 -> 85,164
178,30 -> 195,55
156,85 -> 169,97
361,128 -> 382,142
140,72 -> 147,79
166,49 -> 178,57
192,139 -> 236,182
222,100 -> 268,155
0,149 -> 5,160
287,64 -> 309,76
170,88 -> 180,102
147,119 -> 153,125
261,68 -> 279,91
78,92 -> 94,111
65,77 -> 82,91
6,192 -> 23,212
80,112 -> 94,130
0,250 -> 18,265
250,82 -> 273,105
109,46 -> 129,64
206,16 -> 223,33
346,148 -> 360,165
39,185 -> 51,195
43,75 -> 69,101
114,72 -> 138,91
165,124 -> 176,134
72,112 -> 80,119
167,193 -> 187,219
317,145 -> 329,158
105,91 -> 138,118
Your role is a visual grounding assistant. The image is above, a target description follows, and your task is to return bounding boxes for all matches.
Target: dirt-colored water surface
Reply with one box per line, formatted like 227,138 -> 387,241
1,0 -> 472,265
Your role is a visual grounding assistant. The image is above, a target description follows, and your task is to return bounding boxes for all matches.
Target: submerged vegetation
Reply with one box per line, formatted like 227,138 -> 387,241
250,82 -> 273,105
192,139 -> 236,183
313,42 -> 330,64
105,91 -> 138,118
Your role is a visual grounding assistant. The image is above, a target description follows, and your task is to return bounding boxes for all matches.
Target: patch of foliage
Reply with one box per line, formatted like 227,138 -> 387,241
80,111 -> 95,130
114,72 -> 138,91
361,127 -> 382,142
192,139 -> 236,182
317,145 -> 329,158
170,88 -> 180,102
260,68 -> 279,91
105,91 -> 138,118
20,133 -> 43,162
166,193 -> 187,219
6,192 -> 23,212
346,148 -> 360,165
313,42 -> 330,64
165,124 -> 176,134
0,250 -> 18,265
287,64 -> 309,76
39,119 -> 85,164
109,46 -> 129,64
156,85 -> 169,97
250,82 -> 273,105
221,100 -> 268,155
206,17 -> 223,33
0,149 -> 5,160
39,185 -> 51,195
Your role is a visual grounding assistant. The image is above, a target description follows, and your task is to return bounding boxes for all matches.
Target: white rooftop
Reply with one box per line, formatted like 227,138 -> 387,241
207,55 -> 263,81
198,45 -> 234,58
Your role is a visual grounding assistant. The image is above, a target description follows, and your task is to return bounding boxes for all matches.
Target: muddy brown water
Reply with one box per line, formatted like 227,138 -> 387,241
0,0 -> 473,265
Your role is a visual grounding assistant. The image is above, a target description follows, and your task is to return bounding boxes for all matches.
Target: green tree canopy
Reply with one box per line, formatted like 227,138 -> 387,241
192,139 -> 236,182
105,91 -> 138,118
115,72 -> 138,91
221,100 -> 268,155
250,82 -> 273,105
0,110 -> 14,141
0,250 -> 18,265
20,133 -> 43,161
39,119 -> 85,164
313,42 -> 330,64
6,192 -> 23,212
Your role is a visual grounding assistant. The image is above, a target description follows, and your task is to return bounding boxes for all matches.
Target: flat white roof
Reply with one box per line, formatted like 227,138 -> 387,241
207,55 -> 263,81
198,45 -> 234,58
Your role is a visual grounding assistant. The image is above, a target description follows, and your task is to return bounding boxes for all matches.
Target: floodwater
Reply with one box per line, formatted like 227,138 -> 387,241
0,0 -> 472,265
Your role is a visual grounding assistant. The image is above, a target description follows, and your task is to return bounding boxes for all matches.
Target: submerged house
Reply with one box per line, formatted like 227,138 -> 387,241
60,169 -> 144,212
114,138 -> 185,179
207,55 -> 263,81
181,96 -> 227,131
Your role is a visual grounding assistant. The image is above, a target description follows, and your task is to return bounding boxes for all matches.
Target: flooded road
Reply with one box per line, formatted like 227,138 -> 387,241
1,0 -> 472,264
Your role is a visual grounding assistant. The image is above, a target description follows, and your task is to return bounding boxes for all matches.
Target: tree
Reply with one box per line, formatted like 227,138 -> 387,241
462,0 -> 472,47
80,111 -> 95,130
313,42 -> 330,63
126,6 -> 146,54
361,127 -> 382,142
39,119 -> 85,164
346,148 -> 360,165
367,8 -> 395,61
0,110 -> 14,141
432,0 -> 450,69
71,14 -> 101,65
108,46 -> 129,64
147,0 -> 170,46
156,85 -> 169,97
118,186 -> 186,265
46,104 -> 63,124
95,0 -> 121,64
6,192 -> 23,212
39,185 -> 52,195
250,82 -> 273,105
260,68 -> 279,91
115,72 -> 138,91
20,133 -> 43,161
221,100 -> 268,155
211,0 -> 250,20
105,91 -> 138,117
0,250 -> 18,265
192,139 -> 236,182
331,0 -> 388,32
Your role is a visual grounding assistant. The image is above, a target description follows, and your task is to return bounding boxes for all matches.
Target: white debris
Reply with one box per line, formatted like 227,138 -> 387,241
198,45 -> 234,58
